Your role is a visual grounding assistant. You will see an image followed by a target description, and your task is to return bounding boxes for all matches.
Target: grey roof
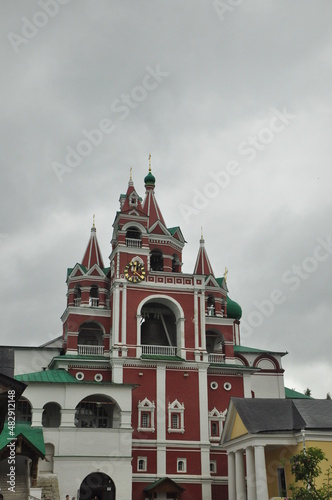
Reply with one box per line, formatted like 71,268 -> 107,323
231,398 -> 332,434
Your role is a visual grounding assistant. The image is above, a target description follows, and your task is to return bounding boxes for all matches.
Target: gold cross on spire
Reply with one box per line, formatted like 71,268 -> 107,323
224,266 -> 228,283
130,166 -> 132,181
93,214 -> 95,228
201,226 -> 204,239
148,153 -> 151,172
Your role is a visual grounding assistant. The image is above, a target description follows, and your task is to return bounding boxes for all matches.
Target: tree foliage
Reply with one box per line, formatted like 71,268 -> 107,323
288,447 -> 332,499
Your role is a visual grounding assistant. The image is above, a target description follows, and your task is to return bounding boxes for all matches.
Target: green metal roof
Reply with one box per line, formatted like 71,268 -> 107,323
0,422 -> 45,456
144,477 -> 184,492
234,345 -> 287,356
285,387 -> 312,399
15,369 -> 80,383
215,277 -> 225,287
67,263 -> 109,278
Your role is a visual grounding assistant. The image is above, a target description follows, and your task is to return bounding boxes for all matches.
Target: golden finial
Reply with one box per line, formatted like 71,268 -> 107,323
201,226 -> 204,239
130,166 -> 132,181
224,266 -> 228,283
93,214 -> 95,228
148,153 -> 151,172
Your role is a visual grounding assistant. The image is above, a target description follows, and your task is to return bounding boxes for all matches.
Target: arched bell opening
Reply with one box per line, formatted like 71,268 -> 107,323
79,472 -> 116,500
75,394 -> 120,429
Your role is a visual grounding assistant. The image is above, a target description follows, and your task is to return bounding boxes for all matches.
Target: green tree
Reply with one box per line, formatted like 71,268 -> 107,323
327,392 -> 331,400
288,447 -> 332,499
304,387 -> 311,397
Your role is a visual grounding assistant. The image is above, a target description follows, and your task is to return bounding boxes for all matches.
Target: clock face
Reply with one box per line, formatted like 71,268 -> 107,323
124,261 -> 146,283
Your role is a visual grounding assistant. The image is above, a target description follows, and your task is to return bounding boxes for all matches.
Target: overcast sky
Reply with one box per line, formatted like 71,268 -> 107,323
1,1 -> 331,398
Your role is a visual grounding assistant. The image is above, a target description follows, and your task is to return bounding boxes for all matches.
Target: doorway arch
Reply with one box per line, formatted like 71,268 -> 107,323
79,472 -> 116,500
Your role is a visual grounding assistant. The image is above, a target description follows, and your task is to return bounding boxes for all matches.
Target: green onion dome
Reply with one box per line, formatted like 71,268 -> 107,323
144,170 -> 155,186
226,296 -> 242,320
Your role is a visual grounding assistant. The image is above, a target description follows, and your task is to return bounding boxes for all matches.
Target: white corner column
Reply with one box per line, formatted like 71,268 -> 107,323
235,449 -> 246,500
246,446 -> 257,500
254,445 -> 269,500
227,452 -> 236,500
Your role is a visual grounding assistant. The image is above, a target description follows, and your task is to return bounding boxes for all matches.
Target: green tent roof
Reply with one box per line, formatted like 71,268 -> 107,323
0,422 -> 45,456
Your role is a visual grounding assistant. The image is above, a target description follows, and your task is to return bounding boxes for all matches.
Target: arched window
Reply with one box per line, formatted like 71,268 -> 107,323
17,398 -> 32,423
74,284 -> 82,306
42,402 -> 61,428
177,459 -> 186,473
89,285 -> 99,307
150,249 -> 163,271
75,395 -> 117,429
126,226 -> 142,248
141,302 -> 176,351
78,322 -> 104,355
206,330 -> 224,354
172,254 -> 180,273
207,295 -> 215,316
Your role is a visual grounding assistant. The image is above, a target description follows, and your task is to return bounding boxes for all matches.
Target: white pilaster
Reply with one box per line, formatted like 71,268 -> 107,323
199,292 -> 206,350
235,449 -> 246,500
156,364 -> 166,475
31,408 -> 43,427
60,409 -> 76,427
254,445 -> 269,500
112,283 -> 120,344
227,452 -> 236,500
194,290 -> 199,349
246,446 -> 256,500
121,283 -> 127,345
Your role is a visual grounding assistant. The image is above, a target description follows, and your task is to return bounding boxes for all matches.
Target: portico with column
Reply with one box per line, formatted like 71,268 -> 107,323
225,443 -> 269,500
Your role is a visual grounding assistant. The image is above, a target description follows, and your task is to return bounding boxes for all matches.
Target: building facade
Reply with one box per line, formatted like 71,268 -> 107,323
1,165 -> 291,499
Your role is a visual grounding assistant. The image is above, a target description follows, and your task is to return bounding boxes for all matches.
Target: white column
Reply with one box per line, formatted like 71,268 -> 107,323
199,292 -> 206,350
121,283 -> 127,345
194,290 -> 199,349
227,452 -> 236,500
254,445 -> 269,500
246,446 -> 256,500
112,283 -> 120,344
156,365 -> 166,475
60,409 -> 76,427
235,449 -> 246,500
31,408 -> 43,427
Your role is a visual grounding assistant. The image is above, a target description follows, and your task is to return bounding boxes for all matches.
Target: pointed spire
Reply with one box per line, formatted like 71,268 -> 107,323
193,232 -> 214,276
142,155 -> 166,228
81,217 -> 104,269
129,166 -> 133,186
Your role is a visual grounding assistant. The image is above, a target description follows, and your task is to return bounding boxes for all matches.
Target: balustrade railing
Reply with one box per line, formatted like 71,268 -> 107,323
208,353 -> 225,364
126,238 -> 142,248
78,344 -> 104,355
141,345 -> 177,356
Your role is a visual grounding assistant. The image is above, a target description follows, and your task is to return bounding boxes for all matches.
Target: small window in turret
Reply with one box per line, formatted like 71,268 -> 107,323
150,249 -> 163,271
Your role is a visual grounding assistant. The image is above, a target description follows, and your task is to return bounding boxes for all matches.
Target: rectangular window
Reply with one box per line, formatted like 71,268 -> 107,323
277,467 -> 287,497
172,413 -> 179,429
141,412 -> 150,428
211,421 -> 219,436
210,461 -> 217,473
